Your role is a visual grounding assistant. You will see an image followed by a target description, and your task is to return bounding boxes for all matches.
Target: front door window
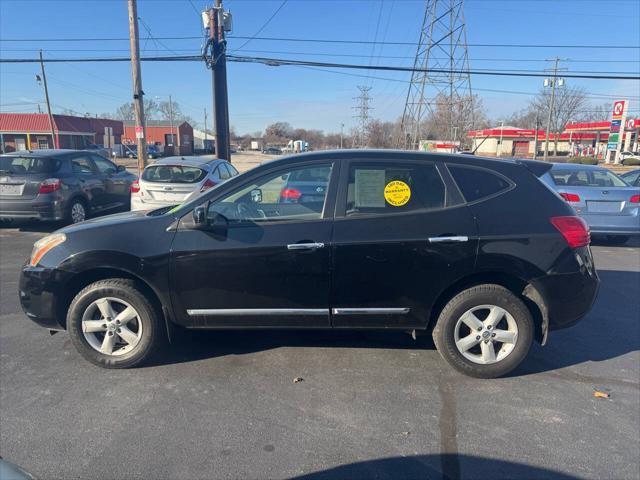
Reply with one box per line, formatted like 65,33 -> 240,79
208,164 -> 332,222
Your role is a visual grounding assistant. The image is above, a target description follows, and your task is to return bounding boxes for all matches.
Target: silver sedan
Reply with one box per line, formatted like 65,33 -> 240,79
541,163 -> 640,244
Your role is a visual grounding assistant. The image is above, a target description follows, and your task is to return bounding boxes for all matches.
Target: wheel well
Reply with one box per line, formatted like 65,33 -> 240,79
56,268 -> 165,330
427,272 -> 544,343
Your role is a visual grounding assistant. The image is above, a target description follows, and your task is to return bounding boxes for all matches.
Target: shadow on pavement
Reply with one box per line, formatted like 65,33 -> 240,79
289,454 -> 581,480
0,219 -> 63,233
152,269 -> 639,379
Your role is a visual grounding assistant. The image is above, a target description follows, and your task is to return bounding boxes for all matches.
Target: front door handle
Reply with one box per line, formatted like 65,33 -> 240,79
287,242 -> 325,250
428,236 -> 469,243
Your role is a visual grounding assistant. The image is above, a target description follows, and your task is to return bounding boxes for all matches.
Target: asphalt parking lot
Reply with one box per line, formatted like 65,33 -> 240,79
0,221 -> 638,480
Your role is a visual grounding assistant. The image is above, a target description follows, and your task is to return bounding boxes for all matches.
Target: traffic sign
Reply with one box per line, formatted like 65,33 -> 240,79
135,126 -> 144,139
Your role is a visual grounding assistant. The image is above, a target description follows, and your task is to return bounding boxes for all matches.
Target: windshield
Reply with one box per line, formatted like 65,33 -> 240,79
142,165 -> 207,184
549,168 -> 629,188
0,156 -> 62,175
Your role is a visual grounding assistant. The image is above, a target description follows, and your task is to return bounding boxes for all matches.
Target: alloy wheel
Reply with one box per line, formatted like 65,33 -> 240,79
453,304 -> 518,364
81,297 -> 143,356
71,202 -> 86,223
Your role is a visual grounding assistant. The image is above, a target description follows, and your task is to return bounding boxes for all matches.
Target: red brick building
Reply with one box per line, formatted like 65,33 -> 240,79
123,120 -> 193,156
0,113 -> 123,153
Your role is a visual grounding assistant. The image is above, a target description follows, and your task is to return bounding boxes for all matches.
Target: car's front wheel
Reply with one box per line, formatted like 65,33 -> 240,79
67,279 -> 163,368
432,284 -> 534,378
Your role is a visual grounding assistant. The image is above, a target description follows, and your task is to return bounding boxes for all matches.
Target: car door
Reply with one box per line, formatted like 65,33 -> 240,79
330,158 -> 477,329
169,160 -> 339,328
69,154 -> 106,209
92,155 -> 130,208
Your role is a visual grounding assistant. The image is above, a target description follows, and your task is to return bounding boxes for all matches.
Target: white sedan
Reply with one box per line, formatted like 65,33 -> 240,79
130,156 -> 238,211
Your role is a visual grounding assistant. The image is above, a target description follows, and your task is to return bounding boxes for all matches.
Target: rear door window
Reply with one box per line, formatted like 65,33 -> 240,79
218,163 -> 231,180
71,155 -> 96,175
344,162 -> 445,216
448,165 -> 511,202
142,165 -> 207,183
0,156 -> 62,175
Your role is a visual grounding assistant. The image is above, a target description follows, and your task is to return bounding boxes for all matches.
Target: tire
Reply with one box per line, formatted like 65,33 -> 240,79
66,198 -> 87,224
432,284 -> 534,378
605,235 -> 629,245
67,279 -> 163,368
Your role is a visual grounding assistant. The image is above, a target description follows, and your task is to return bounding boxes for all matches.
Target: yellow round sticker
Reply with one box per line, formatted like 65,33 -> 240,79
384,180 -> 411,206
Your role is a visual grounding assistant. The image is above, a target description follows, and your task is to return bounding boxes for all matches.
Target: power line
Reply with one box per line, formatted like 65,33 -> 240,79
2,35 -> 638,49
1,53 -> 639,80
230,0 -> 289,51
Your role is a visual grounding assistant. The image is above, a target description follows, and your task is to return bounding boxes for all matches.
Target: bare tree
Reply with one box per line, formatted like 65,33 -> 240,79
528,86 -> 589,154
419,94 -> 487,148
113,99 -> 157,121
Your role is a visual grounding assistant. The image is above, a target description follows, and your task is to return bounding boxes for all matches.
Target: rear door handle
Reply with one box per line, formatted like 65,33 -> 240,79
428,236 -> 469,243
287,242 -> 325,250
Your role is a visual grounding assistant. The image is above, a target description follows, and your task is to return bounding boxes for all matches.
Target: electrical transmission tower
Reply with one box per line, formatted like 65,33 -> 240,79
397,0 -> 473,150
353,85 -> 373,148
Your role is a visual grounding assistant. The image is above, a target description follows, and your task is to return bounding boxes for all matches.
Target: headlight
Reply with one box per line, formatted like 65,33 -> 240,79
30,233 -> 66,267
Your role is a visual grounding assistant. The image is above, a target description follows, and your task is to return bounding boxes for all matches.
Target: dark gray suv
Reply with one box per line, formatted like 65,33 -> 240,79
0,149 -> 136,224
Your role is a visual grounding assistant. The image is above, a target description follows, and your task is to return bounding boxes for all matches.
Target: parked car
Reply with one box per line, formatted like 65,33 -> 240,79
130,156 -> 238,211
619,151 -> 640,164
262,147 -> 282,155
541,163 -> 640,244
19,150 -> 599,378
124,144 -> 160,159
1,149 -> 136,224
620,169 -> 640,187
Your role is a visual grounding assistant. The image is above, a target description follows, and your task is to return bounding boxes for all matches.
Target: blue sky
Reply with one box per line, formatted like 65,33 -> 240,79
1,0 -> 639,134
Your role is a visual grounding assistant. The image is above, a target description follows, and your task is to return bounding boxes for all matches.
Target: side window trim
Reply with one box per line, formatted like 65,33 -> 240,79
445,163 -> 515,205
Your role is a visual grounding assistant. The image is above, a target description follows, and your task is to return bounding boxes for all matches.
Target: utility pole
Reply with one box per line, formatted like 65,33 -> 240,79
204,108 -> 208,145
340,122 -> 344,149
204,1 -> 231,161
168,95 -> 176,155
498,121 -> 504,157
533,114 -> 540,160
38,51 -> 57,149
543,57 -> 566,162
127,0 -> 148,173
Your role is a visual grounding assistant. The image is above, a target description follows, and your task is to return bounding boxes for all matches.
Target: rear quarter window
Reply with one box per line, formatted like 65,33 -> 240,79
0,156 -> 62,175
448,164 -> 512,202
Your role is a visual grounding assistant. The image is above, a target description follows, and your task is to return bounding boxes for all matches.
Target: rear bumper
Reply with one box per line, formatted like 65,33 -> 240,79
535,246 -> 600,332
0,196 -> 65,221
131,196 -> 173,211
579,212 -> 640,236
19,265 -> 71,330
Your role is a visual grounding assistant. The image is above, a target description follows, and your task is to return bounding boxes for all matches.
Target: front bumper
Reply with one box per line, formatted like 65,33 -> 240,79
19,265 -> 71,330
0,196 -> 65,221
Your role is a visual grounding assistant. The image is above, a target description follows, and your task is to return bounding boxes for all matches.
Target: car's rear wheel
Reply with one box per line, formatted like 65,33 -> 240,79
67,279 -> 163,368
67,198 -> 87,224
432,284 -> 534,378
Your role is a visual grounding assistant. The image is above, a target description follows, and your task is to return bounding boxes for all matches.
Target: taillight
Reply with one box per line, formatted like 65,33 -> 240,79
201,178 -> 217,192
130,180 -> 140,193
630,194 -> 640,203
280,188 -> 302,200
559,192 -> 580,203
38,178 -> 61,194
550,216 -> 590,249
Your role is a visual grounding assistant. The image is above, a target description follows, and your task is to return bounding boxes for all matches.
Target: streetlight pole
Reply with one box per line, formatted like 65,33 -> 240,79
498,121 -> 504,157
543,57 -> 566,162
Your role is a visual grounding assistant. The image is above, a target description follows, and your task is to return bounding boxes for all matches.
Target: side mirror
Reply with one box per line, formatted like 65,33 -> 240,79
206,210 -> 228,236
250,188 -> 262,203
117,165 -> 127,172
193,205 -> 206,225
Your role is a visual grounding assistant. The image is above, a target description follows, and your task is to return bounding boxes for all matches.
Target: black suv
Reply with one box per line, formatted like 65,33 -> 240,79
19,151 -> 599,377
0,149 -> 135,224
